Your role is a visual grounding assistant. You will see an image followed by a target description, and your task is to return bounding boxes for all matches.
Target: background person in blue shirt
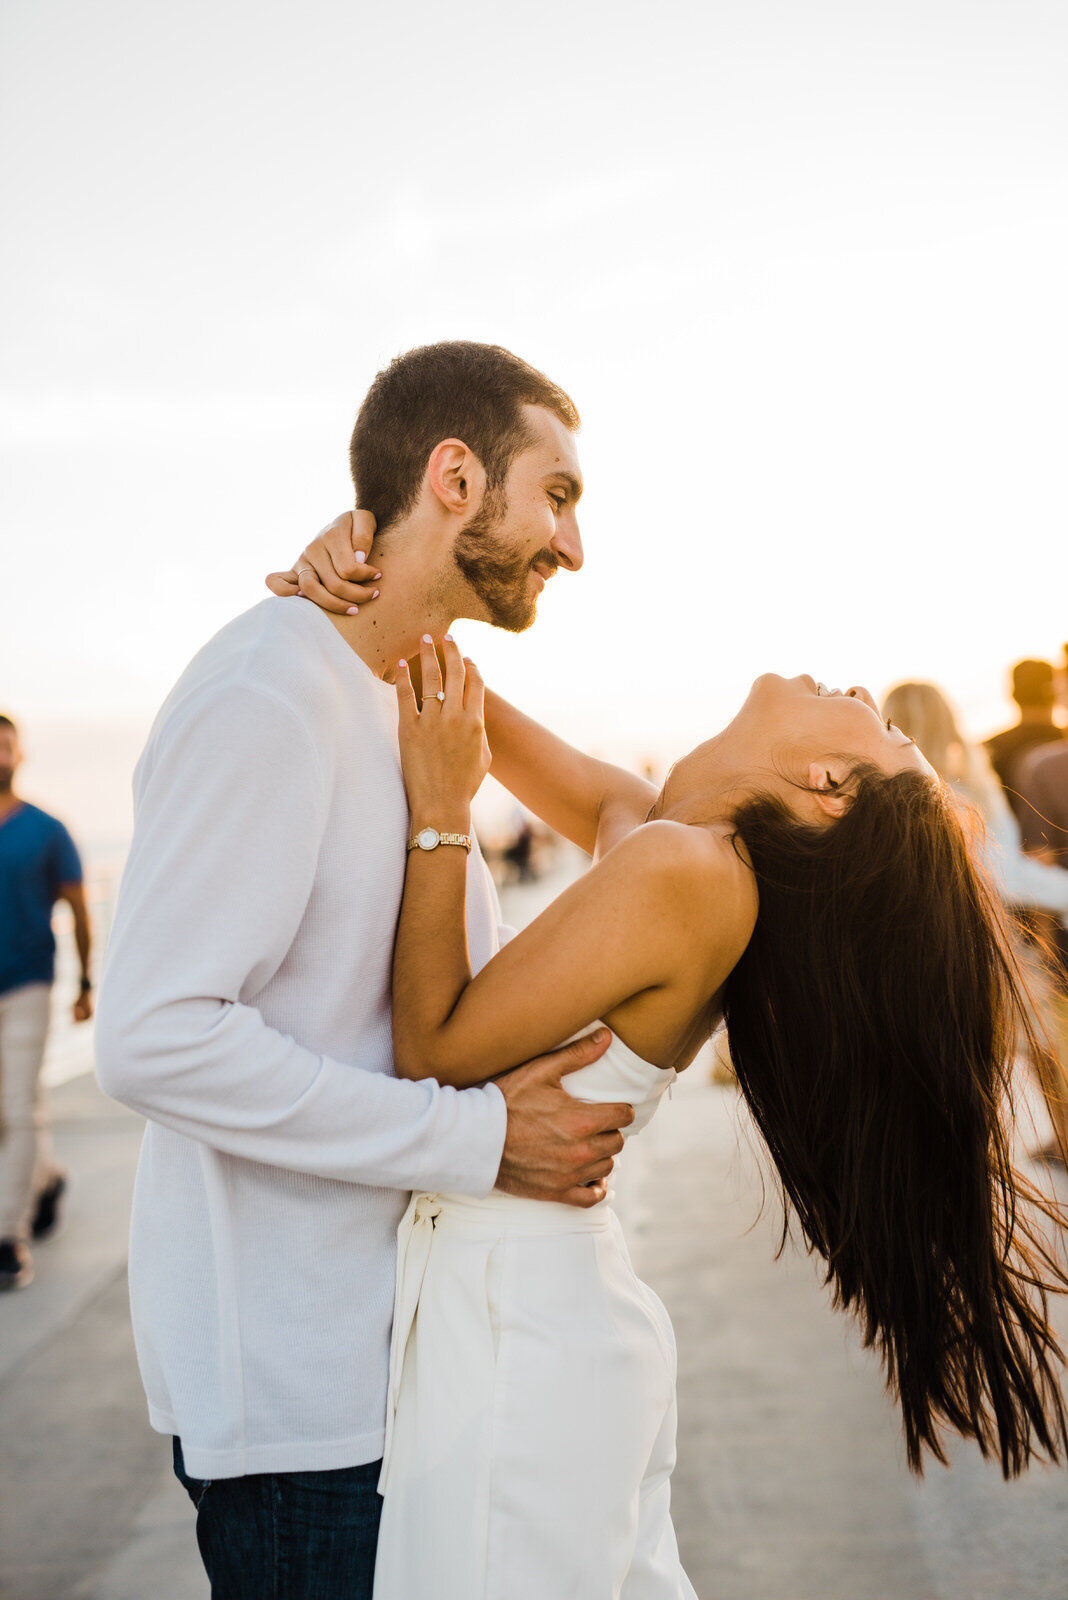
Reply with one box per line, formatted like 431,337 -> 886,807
0,713 -> 93,1290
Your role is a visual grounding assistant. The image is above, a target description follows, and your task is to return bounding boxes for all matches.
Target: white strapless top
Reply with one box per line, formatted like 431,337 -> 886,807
559,1025 -> 676,1140
409,1028 -> 676,1228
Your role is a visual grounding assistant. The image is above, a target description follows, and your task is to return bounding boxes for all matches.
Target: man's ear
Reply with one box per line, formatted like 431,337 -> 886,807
807,760 -> 850,819
426,439 -> 486,517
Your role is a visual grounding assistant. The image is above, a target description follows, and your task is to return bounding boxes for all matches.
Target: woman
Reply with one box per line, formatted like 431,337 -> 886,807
882,680 -> 1068,1165
881,680 -> 1068,921
275,559 -> 1067,1597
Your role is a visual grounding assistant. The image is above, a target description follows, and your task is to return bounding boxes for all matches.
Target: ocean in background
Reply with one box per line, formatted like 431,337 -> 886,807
44,844 -> 127,1087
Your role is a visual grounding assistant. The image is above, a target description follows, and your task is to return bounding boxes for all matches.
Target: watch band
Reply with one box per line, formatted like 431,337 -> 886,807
407,827 -> 472,854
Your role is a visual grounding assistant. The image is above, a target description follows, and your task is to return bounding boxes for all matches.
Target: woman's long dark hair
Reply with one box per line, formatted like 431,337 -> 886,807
723,764 -> 1068,1476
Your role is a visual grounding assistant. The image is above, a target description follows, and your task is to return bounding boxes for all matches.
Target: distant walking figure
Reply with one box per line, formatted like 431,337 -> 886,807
0,714 -> 92,1291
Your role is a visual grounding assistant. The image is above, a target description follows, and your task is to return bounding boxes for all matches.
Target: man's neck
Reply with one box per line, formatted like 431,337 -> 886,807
1017,708 -> 1056,727
319,524 -> 466,680
0,787 -> 20,817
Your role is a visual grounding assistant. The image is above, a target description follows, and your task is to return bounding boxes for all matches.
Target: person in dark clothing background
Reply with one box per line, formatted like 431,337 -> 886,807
984,659 -> 1064,820
1013,692 -> 1068,1167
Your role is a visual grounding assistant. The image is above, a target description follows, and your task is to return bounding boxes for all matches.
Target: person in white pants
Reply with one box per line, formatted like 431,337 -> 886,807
0,713 -> 93,1290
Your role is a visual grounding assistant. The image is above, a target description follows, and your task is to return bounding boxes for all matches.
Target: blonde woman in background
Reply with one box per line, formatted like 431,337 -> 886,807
883,681 -> 1068,1164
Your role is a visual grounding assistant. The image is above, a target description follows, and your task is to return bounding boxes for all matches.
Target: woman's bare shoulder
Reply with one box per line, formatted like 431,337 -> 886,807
601,820 -> 758,936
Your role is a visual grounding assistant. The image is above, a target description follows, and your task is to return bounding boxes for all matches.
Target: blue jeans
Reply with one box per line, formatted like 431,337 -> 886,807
172,1437 -> 382,1599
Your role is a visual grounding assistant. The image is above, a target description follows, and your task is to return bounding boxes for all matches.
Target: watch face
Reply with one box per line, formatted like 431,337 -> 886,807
417,827 -> 440,850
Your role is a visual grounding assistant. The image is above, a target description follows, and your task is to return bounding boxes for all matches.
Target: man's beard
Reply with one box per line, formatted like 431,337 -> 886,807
452,488 -> 554,633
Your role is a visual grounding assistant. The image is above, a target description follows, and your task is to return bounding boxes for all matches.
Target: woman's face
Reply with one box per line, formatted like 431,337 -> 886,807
734,673 -> 932,772
657,674 -> 935,822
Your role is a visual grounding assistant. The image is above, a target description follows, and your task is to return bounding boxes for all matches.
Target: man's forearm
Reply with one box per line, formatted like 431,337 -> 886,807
73,912 -> 92,983
95,981 -> 507,1194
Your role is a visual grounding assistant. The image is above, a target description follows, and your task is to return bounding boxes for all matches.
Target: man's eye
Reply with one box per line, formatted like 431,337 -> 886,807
549,493 -> 565,510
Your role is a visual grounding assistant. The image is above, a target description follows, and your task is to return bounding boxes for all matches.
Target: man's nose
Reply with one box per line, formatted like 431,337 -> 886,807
552,511 -> 584,573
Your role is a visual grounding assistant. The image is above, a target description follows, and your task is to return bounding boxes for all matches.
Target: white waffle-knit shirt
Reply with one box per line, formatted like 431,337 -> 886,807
95,597 -> 508,1479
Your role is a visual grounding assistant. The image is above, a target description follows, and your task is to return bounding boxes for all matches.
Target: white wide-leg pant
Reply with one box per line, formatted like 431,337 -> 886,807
373,1190 -> 698,1600
0,983 -> 61,1240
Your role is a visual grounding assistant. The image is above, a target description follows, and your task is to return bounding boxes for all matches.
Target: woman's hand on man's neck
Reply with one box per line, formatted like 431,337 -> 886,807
322,534 -> 462,682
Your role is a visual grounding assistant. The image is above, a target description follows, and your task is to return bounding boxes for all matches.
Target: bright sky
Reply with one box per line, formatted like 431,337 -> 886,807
2,0 -> 1066,849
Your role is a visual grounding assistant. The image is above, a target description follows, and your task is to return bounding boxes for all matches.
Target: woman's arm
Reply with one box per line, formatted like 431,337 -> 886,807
482,688 -> 658,857
265,511 -> 658,857
393,639 -> 748,1087
392,635 -> 489,1084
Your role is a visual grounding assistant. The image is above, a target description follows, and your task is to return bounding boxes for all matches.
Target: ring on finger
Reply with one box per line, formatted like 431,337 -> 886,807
425,690 -> 446,704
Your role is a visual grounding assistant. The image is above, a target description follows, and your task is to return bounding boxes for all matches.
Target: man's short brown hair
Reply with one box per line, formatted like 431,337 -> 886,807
1011,659 -> 1055,709
349,341 -> 579,534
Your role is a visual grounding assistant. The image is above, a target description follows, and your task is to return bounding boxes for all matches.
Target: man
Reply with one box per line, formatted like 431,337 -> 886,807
1017,740 -> 1068,868
1014,734 -> 1068,1166
95,342 -> 630,1599
0,714 -> 93,1290
984,659 -> 1065,818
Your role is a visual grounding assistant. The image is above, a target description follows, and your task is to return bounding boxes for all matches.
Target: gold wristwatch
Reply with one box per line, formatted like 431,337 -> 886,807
407,827 -> 472,854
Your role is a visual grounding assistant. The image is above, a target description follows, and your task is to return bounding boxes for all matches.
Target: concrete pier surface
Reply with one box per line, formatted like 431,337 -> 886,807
3,1062 -> 1066,1600
630,1073 -> 1068,1600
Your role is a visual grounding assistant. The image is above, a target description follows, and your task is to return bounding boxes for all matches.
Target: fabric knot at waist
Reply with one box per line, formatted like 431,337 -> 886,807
428,1188 -> 615,1236
379,1191 -> 444,1494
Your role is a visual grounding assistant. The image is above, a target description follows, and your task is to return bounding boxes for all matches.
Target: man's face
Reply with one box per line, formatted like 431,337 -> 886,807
0,727 -> 21,793
452,405 -> 584,632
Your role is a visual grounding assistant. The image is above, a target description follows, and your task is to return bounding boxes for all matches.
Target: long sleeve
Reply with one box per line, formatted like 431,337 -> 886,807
962,771 -> 1068,920
95,678 -> 506,1196
1015,746 -> 1068,862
